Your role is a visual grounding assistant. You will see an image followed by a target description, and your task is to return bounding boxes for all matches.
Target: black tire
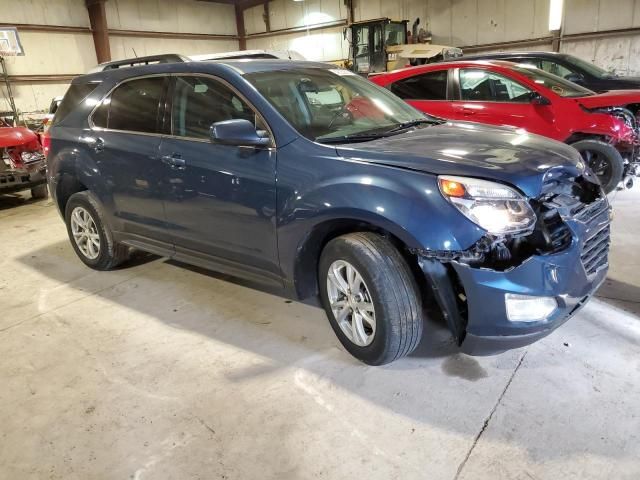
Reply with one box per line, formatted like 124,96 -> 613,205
64,191 -> 130,270
318,232 -> 423,365
31,184 -> 48,199
571,139 -> 624,194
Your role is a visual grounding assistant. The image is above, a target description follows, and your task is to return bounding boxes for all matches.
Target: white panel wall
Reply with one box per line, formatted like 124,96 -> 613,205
244,0 -> 347,61
106,0 -> 236,36
562,0 -> 640,75
246,26 -> 348,62
0,0 -> 94,113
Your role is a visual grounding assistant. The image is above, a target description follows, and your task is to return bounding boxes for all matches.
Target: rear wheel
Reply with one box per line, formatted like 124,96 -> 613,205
571,139 -> 624,194
64,191 -> 130,270
31,184 -> 48,199
318,232 -> 423,365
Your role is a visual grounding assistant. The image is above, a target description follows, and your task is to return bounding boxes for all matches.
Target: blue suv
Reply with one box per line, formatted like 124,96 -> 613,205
46,58 -> 610,365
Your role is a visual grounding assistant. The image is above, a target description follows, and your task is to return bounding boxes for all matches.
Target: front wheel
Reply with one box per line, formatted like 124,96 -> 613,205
571,139 -> 624,194
318,232 -> 423,365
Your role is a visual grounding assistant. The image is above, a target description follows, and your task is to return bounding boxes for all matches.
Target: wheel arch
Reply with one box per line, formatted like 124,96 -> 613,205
292,215 -> 425,300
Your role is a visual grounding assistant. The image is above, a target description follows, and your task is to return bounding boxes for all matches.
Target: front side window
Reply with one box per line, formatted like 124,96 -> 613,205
391,70 -> 448,100
459,69 -> 532,102
92,77 -> 166,133
171,76 -> 256,139
245,68 -> 433,143
539,60 -> 574,79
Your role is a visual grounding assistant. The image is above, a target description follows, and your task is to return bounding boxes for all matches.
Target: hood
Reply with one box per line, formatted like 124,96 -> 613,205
335,121 -> 584,198
576,89 -> 640,109
0,126 -> 39,149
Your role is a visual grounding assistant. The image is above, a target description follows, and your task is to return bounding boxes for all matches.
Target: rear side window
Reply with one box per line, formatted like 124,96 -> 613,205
390,70 -> 448,100
52,83 -> 99,126
92,77 -> 166,134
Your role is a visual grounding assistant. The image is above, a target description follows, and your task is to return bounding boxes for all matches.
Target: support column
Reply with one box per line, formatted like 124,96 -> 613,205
236,4 -> 246,50
86,0 -> 111,63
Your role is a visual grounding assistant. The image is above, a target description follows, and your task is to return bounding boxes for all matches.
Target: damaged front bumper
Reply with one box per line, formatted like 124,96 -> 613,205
418,175 -> 611,356
0,162 -> 47,194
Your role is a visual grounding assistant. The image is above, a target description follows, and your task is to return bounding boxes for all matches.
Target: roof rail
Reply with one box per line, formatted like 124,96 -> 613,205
88,54 -> 189,73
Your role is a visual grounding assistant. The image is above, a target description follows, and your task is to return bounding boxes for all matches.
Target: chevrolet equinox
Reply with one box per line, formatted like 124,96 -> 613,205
46,59 -> 611,365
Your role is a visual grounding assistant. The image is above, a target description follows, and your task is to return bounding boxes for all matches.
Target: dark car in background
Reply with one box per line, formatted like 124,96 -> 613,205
463,51 -> 640,93
46,59 -> 610,365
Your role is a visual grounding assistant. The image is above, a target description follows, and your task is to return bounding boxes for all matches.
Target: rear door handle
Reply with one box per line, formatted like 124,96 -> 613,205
461,107 -> 476,116
161,154 -> 186,170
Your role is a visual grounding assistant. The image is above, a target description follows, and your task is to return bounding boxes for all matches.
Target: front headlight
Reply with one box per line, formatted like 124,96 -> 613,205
438,175 -> 536,235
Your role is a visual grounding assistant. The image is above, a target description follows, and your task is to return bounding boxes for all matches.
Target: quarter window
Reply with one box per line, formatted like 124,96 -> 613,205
171,76 -> 257,139
92,77 -> 166,133
459,69 -> 532,102
390,70 -> 448,100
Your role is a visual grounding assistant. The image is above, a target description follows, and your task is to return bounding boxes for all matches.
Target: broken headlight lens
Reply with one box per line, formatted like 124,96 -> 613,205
21,151 -> 44,163
438,175 -> 536,235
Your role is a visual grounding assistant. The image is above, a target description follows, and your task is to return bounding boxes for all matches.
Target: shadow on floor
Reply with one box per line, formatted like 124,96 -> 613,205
14,238 -> 637,461
596,277 -> 640,317
0,193 -> 45,211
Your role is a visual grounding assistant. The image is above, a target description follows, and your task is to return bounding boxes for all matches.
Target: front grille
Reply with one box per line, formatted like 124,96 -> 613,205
571,196 -> 609,222
580,225 -> 610,276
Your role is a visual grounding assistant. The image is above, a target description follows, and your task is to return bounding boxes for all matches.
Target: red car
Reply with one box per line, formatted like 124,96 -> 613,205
371,60 -> 640,193
0,120 -> 47,199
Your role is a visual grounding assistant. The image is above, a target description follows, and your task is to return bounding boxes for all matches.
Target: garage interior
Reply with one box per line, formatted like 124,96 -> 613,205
1,0 -> 640,479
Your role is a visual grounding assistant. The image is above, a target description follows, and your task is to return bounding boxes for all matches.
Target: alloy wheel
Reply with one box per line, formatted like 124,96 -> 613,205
70,206 -> 101,260
326,260 -> 376,347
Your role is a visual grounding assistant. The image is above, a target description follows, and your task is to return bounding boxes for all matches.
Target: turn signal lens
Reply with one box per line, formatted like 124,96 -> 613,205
439,179 -> 466,197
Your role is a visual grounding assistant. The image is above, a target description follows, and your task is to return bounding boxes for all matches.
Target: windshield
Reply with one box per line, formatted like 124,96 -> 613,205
244,68 -> 431,143
563,54 -> 613,79
513,65 -> 595,97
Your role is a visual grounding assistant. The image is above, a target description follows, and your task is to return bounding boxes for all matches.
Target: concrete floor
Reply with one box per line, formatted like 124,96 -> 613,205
1,190 -> 639,480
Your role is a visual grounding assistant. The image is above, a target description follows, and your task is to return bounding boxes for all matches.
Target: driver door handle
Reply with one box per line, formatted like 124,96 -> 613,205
461,107 -> 476,116
161,154 -> 186,170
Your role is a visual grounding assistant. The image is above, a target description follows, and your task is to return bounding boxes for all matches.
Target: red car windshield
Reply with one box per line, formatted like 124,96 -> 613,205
513,65 -> 595,98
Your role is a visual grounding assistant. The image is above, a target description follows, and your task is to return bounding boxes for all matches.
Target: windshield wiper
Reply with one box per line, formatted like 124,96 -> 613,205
318,132 -> 390,144
385,118 -> 445,133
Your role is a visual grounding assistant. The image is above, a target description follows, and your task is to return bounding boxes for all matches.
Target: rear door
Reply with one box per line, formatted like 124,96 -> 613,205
388,69 -> 455,118
88,76 -> 172,247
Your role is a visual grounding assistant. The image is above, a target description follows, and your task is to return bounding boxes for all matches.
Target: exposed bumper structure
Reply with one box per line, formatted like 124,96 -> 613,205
0,164 -> 46,194
420,176 -> 611,356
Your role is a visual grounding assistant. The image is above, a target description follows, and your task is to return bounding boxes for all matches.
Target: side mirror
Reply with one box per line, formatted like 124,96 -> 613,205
565,72 -> 584,85
210,119 -> 271,147
530,93 -> 551,106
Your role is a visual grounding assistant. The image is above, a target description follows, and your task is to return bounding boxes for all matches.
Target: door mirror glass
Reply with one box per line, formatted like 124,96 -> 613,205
530,92 -> 551,105
210,119 -> 271,147
565,72 -> 584,84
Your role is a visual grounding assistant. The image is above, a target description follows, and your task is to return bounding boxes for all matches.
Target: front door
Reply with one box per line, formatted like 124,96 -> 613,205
160,75 -> 279,283
450,68 -> 558,139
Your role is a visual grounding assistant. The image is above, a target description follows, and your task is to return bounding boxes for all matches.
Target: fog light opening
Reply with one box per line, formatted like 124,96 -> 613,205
505,294 -> 557,322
